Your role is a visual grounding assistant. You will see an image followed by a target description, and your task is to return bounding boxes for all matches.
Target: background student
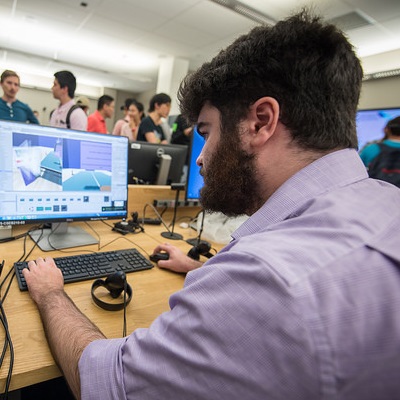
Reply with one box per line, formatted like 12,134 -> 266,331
136,93 -> 171,143
0,69 -> 39,124
87,94 -> 115,134
49,70 -> 88,131
120,99 -> 143,141
359,116 -> 400,187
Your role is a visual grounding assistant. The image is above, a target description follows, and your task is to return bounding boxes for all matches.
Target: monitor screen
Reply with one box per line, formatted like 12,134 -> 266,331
128,142 -> 187,185
186,127 -> 204,202
0,120 -> 128,249
356,107 -> 400,151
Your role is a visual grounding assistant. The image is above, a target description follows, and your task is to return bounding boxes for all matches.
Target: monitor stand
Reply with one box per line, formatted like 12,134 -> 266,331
0,226 -> 12,240
29,222 -> 98,251
155,154 -> 171,185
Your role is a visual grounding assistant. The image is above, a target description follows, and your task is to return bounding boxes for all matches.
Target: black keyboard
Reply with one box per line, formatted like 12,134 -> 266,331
14,248 -> 153,291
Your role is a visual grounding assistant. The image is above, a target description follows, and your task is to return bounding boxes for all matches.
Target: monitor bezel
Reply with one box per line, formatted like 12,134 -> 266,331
0,120 -> 129,228
127,141 -> 187,185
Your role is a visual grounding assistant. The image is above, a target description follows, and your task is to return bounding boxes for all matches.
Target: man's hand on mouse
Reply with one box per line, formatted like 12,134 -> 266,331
22,257 -> 64,305
151,244 -> 203,273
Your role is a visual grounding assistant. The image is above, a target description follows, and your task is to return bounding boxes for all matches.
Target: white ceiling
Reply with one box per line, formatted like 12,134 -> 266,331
0,0 -> 400,95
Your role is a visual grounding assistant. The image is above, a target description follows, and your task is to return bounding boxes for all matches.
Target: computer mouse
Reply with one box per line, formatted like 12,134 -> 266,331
149,252 -> 170,262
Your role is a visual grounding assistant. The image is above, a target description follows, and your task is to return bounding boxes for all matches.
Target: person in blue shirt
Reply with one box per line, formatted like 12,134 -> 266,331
0,69 -> 39,124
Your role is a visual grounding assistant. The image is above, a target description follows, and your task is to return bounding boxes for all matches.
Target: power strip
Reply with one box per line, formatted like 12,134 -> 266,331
153,199 -> 200,208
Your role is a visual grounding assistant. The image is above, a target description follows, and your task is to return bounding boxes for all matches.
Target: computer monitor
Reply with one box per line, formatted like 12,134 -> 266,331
0,120 -> 128,250
186,127 -> 204,202
356,107 -> 400,151
128,142 -> 187,185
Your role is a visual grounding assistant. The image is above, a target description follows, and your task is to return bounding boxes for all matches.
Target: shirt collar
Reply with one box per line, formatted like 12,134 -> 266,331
58,99 -> 75,110
95,110 -> 105,122
232,149 -> 368,240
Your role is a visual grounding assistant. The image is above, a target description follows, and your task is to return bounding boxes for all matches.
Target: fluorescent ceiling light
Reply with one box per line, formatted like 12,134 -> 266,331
208,0 -> 276,25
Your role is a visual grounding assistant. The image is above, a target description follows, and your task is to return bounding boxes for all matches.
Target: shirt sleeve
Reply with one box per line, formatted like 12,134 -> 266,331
137,118 -> 153,141
79,338 -> 128,400
79,251 -> 317,400
112,119 -> 125,135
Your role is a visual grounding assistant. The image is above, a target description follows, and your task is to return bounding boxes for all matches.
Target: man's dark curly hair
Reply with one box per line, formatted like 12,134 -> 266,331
178,10 -> 363,151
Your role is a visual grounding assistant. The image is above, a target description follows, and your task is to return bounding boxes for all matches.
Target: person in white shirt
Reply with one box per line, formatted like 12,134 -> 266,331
49,70 -> 87,131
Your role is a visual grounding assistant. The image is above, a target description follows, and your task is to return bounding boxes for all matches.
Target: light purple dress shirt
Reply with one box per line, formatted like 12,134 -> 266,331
79,149 -> 400,399
50,99 -> 88,131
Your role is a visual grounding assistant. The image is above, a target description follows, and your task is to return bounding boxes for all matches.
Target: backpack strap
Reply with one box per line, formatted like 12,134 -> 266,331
66,104 -> 80,129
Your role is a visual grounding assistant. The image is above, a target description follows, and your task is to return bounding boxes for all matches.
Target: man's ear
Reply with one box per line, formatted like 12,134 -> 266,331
249,97 -> 280,146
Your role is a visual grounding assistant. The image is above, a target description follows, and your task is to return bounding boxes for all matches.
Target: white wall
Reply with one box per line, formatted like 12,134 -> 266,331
359,76 -> 400,109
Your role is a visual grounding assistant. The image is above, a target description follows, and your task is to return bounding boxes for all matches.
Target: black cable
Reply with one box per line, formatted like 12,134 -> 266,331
0,268 -> 15,398
197,209 -> 206,246
84,221 -> 101,251
186,209 -> 209,247
143,203 -> 172,235
44,222 -> 64,251
0,226 -> 44,397
0,320 -> 8,369
101,220 -> 114,228
123,280 -> 127,337
0,300 -> 14,399
0,265 -> 8,369
0,231 -> 29,244
99,236 -> 151,258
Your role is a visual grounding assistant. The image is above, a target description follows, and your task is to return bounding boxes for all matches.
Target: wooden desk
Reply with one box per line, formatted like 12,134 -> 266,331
0,191 -> 207,392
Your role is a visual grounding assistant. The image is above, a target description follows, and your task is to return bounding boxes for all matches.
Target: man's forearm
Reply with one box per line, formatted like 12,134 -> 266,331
37,290 -> 106,399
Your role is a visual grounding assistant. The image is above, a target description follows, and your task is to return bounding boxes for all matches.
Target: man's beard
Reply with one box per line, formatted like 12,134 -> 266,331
200,131 -> 263,217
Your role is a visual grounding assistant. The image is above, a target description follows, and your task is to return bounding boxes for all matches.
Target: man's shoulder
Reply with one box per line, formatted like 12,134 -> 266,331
381,139 -> 400,148
0,98 -> 8,109
87,111 -> 101,128
87,111 -> 98,121
139,116 -> 155,129
13,99 -> 29,109
67,103 -> 87,130
359,141 -> 381,154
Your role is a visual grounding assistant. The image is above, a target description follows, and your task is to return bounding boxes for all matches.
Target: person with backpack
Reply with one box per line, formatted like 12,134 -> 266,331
359,116 -> 400,187
49,70 -> 87,131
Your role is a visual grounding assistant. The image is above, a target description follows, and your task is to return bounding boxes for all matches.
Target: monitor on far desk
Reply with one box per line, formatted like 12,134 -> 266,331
127,141 -> 187,185
0,120 -> 129,251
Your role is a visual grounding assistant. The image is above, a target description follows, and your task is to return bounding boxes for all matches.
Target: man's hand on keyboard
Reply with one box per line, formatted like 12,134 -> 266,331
22,257 -> 64,305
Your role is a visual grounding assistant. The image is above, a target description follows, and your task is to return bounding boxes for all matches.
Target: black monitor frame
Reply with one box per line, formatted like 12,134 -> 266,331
128,142 -> 187,185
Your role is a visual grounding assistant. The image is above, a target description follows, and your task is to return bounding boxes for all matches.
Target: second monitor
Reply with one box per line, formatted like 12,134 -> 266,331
128,142 -> 188,185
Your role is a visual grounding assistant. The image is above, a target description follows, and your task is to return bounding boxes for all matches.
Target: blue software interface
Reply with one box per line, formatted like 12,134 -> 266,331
0,121 -> 128,225
186,127 -> 205,202
356,108 -> 400,151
